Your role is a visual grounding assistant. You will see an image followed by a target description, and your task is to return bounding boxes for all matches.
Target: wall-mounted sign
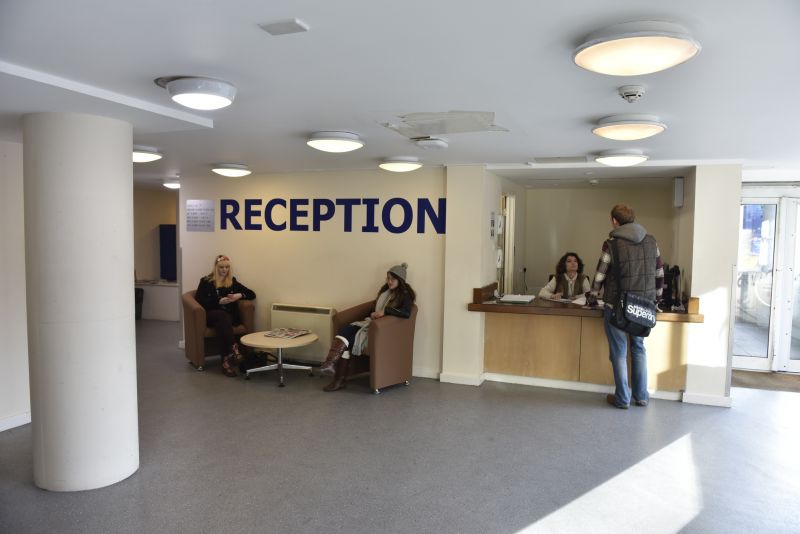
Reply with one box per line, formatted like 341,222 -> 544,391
186,199 -> 215,232
218,197 -> 446,234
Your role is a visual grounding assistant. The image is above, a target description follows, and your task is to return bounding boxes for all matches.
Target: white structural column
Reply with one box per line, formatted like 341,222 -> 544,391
23,113 -> 139,491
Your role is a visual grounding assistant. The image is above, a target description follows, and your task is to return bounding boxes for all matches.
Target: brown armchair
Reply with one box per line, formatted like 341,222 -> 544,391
181,290 -> 256,370
333,300 -> 418,394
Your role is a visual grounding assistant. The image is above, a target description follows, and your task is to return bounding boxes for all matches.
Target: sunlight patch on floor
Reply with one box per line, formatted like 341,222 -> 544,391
517,434 -> 702,534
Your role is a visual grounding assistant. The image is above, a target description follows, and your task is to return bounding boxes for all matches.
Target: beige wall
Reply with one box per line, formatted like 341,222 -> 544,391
0,141 -> 31,429
684,164 -> 741,405
134,187 -> 177,280
441,166 -> 502,384
179,167 -> 446,378
524,183 -> 678,292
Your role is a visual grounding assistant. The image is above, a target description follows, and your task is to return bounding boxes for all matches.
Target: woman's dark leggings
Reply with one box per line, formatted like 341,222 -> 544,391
336,324 -> 361,349
206,309 -> 235,356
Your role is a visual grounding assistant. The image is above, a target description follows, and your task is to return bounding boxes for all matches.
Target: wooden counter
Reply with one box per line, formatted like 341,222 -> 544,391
469,296 -> 703,395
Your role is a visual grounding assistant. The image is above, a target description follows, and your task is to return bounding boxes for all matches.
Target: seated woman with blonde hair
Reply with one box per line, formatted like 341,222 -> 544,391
539,252 -> 591,300
194,254 -> 256,377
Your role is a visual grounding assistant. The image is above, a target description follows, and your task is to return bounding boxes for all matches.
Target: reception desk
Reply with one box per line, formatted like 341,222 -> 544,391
468,290 -> 704,398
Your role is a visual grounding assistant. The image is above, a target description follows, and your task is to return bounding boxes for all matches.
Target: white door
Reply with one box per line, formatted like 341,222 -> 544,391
733,191 -> 800,373
774,198 -> 800,372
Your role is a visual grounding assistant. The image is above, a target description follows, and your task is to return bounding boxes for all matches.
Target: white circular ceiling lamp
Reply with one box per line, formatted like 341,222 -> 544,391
307,131 -> 364,153
212,164 -> 252,177
593,114 -> 667,141
162,180 -> 180,189
574,21 -> 701,76
155,76 -> 237,110
595,149 -> 648,167
379,157 -> 422,173
132,145 -> 162,163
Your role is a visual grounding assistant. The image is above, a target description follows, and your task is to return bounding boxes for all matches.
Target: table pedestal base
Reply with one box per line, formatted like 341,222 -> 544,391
245,348 -> 313,386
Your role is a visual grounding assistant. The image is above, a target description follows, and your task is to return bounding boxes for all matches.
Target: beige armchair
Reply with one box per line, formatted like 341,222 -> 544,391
181,290 -> 256,370
333,301 -> 418,394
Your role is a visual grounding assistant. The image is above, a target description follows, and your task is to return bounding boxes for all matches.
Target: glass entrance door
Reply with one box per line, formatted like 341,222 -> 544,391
775,199 -> 800,373
734,192 -> 800,373
732,201 -> 777,370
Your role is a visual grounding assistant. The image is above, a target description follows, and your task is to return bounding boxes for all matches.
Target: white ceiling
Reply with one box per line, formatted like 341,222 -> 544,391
2,0 -> 799,188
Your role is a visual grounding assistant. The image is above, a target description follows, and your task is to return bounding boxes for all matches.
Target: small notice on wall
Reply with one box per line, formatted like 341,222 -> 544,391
186,200 -> 215,232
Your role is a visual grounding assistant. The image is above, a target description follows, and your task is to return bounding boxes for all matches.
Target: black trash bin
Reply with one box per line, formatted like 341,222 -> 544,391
135,288 -> 144,320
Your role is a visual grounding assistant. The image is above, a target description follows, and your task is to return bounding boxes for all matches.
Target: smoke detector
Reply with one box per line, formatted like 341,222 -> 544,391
618,85 -> 645,103
414,137 -> 449,149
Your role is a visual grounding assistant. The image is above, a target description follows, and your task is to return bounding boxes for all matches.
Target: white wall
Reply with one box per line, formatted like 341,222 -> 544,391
0,141 -> 30,431
684,164 -> 742,406
134,187 -> 177,280
180,167 -> 446,378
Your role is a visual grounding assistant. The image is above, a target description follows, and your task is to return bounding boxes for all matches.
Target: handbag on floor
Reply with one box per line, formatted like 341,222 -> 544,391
608,239 -> 657,337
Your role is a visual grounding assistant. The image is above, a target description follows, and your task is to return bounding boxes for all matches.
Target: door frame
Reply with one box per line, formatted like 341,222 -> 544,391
736,186 -> 800,372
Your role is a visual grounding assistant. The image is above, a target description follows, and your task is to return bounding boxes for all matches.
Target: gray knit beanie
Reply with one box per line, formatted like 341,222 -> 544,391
388,262 -> 408,282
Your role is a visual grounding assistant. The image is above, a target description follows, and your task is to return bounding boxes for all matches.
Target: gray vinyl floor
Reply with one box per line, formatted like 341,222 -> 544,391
2,321 -> 799,534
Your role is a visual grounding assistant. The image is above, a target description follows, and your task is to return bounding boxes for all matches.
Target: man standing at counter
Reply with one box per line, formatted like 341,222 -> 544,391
588,204 -> 664,409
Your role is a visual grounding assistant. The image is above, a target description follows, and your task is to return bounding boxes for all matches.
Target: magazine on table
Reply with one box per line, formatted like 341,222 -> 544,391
264,327 -> 310,339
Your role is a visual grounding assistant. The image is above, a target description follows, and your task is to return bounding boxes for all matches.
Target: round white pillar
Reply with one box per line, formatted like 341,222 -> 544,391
23,112 -> 139,491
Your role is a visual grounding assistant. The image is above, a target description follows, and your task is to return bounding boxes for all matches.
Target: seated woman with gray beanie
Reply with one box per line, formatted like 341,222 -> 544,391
319,262 -> 416,392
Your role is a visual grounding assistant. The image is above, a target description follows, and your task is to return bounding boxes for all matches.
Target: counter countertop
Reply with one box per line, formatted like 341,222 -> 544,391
467,298 -> 704,323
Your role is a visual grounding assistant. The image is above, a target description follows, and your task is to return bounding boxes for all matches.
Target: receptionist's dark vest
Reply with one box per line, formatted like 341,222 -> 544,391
554,274 -> 589,298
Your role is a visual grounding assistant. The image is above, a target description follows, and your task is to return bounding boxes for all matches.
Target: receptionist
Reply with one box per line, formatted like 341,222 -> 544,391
538,252 -> 591,300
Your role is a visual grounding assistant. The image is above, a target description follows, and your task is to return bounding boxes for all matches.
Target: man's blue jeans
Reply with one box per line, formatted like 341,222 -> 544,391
603,306 -> 649,407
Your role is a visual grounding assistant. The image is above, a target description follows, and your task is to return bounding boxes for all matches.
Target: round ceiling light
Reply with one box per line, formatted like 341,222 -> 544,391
306,131 -> 364,153
593,114 -> 666,141
379,157 -> 422,173
162,180 -> 180,190
156,77 -> 237,110
132,145 -> 162,163
574,21 -> 701,76
211,164 -> 252,177
595,149 -> 648,167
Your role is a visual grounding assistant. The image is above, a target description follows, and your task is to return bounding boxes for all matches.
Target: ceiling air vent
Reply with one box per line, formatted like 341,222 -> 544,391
529,156 -> 591,165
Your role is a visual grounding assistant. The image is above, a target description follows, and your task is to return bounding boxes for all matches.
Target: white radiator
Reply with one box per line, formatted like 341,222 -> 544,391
270,303 -> 336,363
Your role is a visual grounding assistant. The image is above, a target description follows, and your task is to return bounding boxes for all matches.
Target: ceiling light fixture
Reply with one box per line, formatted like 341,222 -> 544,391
595,149 -> 649,167
593,114 -> 667,141
574,21 -> 701,76
132,145 -> 162,163
155,76 -> 237,110
306,131 -> 364,153
163,180 -> 180,190
211,164 -> 252,177
379,157 -> 422,173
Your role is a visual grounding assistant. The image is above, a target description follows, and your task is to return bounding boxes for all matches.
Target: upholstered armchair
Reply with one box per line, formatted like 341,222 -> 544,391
333,300 -> 418,393
181,290 -> 256,370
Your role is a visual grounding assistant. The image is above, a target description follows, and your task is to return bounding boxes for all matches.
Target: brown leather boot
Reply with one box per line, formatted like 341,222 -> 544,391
320,337 -> 348,376
323,357 -> 349,392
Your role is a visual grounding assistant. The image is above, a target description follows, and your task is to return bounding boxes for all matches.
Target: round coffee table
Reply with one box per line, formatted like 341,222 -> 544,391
239,331 -> 319,387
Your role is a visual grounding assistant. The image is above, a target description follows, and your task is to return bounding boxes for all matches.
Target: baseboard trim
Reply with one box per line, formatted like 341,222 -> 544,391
439,372 -> 485,386
681,392 -> 733,407
482,373 -> 682,401
412,367 -> 440,380
0,412 -> 31,432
